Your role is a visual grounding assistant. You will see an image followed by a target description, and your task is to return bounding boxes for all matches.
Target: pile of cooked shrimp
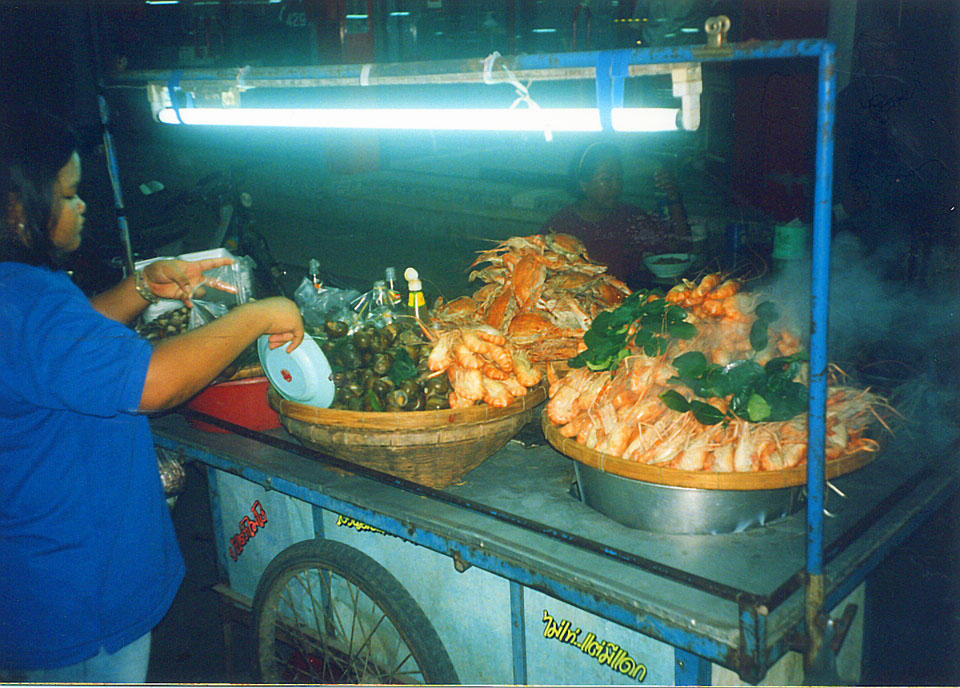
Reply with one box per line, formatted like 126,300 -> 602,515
423,324 -> 543,408
545,273 -> 891,472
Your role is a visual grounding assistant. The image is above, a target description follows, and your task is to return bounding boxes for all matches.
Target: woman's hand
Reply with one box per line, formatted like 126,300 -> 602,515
247,297 -> 305,353
141,295 -> 305,410
142,257 -> 234,307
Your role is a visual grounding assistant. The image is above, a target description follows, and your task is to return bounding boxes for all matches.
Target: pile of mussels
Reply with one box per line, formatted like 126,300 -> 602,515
314,320 -> 450,412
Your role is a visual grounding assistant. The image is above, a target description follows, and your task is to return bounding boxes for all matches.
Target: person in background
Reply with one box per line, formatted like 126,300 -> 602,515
0,109 -> 304,683
542,141 -> 692,287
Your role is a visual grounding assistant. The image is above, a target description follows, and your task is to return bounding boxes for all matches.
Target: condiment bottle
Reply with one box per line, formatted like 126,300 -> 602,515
308,258 -> 322,292
384,267 -> 401,309
404,267 -> 425,320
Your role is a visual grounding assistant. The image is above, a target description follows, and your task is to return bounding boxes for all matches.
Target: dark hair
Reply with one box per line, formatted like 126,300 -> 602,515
569,141 -> 622,196
0,109 -> 79,266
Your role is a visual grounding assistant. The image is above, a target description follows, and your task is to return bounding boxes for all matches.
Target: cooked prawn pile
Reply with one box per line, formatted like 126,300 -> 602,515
665,274 -> 803,366
545,274 -> 888,472
425,324 -> 543,409
431,233 -> 631,364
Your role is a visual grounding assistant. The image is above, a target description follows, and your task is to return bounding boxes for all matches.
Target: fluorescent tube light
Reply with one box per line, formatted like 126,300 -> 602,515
156,107 -> 681,132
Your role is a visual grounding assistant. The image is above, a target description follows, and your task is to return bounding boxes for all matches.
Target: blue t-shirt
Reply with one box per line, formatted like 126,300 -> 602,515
0,263 -> 185,670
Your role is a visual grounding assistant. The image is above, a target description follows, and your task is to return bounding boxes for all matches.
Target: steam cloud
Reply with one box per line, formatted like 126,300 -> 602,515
760,230 -> 960,454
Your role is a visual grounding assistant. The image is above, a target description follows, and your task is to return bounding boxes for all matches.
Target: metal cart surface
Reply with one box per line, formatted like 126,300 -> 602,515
152,411 -> 959,685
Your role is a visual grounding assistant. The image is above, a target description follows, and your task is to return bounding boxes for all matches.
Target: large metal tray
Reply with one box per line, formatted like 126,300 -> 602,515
543,414 -> 876,534
573,461 -> 804,534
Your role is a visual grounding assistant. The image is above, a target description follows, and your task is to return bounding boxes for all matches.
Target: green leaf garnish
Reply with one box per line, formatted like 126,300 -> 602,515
754,301 -> 779,322
387,348 -> 418,385
672,351 -> 708,378
660,389 -> 691,412
668,321 -> 698,339
691,400 -> 726,425
366,389 -> 383,412
563,285 -> 808,425
746,393 -> 772,421
750,319 -> 769,351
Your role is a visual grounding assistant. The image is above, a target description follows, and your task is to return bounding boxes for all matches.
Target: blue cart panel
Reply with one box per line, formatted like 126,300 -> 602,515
153,413 -> 958,684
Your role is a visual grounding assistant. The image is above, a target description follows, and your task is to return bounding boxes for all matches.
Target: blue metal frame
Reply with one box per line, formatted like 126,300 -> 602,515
675,647 -> 712,686
159,433 -> 737,669
144,37 -> 847,682
509,581 -> 528,684
119,40 -> 831,86
137,38 -> 838,579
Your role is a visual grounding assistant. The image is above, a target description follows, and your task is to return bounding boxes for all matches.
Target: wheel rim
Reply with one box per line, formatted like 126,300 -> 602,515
261,566 -> 428,684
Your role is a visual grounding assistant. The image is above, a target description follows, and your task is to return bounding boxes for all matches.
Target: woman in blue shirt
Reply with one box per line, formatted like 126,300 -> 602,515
0,109 -> 304,682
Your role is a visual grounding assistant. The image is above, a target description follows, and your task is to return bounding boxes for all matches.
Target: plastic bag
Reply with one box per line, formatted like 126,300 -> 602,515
186,256 -> 257,330
294,278 -> 361,331
188,297 -> 230,330
351,280 -> 402,330
156,448 -> 186,497
192,256 -> 256,309
137,251 -> 256,332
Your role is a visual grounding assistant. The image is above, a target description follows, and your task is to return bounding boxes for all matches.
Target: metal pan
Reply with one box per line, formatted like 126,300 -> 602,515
573,461 -> 804,534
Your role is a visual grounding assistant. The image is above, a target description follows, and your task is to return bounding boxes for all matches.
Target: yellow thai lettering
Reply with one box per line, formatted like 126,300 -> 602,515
542,610 -> 562,639
562,621 -> 581,645
597,641 -> 620,667
541,609 -> 648,683
580,633 -> 602,657
336,514 -> 387,535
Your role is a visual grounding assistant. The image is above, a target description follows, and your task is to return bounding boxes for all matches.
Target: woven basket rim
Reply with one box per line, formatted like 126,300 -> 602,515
268,384 -> 546,430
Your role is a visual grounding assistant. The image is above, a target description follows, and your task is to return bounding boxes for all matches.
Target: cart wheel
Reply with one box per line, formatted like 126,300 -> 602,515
252,538 -> 459,684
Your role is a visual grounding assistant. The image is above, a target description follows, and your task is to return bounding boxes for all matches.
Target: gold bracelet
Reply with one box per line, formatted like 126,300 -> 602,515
134,269 -> 159,304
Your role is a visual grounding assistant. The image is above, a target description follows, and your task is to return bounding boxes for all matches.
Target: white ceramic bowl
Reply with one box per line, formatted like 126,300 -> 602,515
643,253 -> 695,279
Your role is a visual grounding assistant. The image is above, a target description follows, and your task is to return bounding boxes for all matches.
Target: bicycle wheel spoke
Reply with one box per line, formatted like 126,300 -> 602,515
390,651 -> 418,678
351,609 -> 388,665
346,579 -> 361,660
300,568 -> 326,642
277,573 -> 339,683
257,544 -> 455,685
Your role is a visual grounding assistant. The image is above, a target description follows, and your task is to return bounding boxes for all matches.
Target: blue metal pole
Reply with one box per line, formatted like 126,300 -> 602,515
116,40 -> 829,87
97,95 -> 136,275
509,581 -> 527,685
511,40 -> 826,68
807,42 -> 836,579
804,41 -> 836,671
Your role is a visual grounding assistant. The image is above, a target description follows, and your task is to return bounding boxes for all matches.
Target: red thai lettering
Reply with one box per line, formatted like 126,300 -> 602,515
226,501 -> 268,562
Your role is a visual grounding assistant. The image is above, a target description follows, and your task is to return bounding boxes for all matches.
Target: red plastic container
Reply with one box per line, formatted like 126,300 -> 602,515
185,376 -> 280,433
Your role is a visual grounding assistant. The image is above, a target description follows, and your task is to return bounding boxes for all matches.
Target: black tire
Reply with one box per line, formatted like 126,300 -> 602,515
252,538 -> 459,684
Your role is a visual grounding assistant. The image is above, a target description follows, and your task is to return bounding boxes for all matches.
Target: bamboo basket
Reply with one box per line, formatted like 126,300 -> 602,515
269,385 -> 546,489
541,413 -> 878,491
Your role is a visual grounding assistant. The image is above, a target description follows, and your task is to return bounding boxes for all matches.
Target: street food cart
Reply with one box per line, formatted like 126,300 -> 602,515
127,33 -> 959,684
151,405 -> 958,684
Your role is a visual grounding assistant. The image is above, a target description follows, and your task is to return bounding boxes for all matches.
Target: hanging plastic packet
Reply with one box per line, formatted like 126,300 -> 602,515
351,279 -> 401,330
293,279 -> 361,333
187,286 -> 231,330
186,255 -> 257,330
